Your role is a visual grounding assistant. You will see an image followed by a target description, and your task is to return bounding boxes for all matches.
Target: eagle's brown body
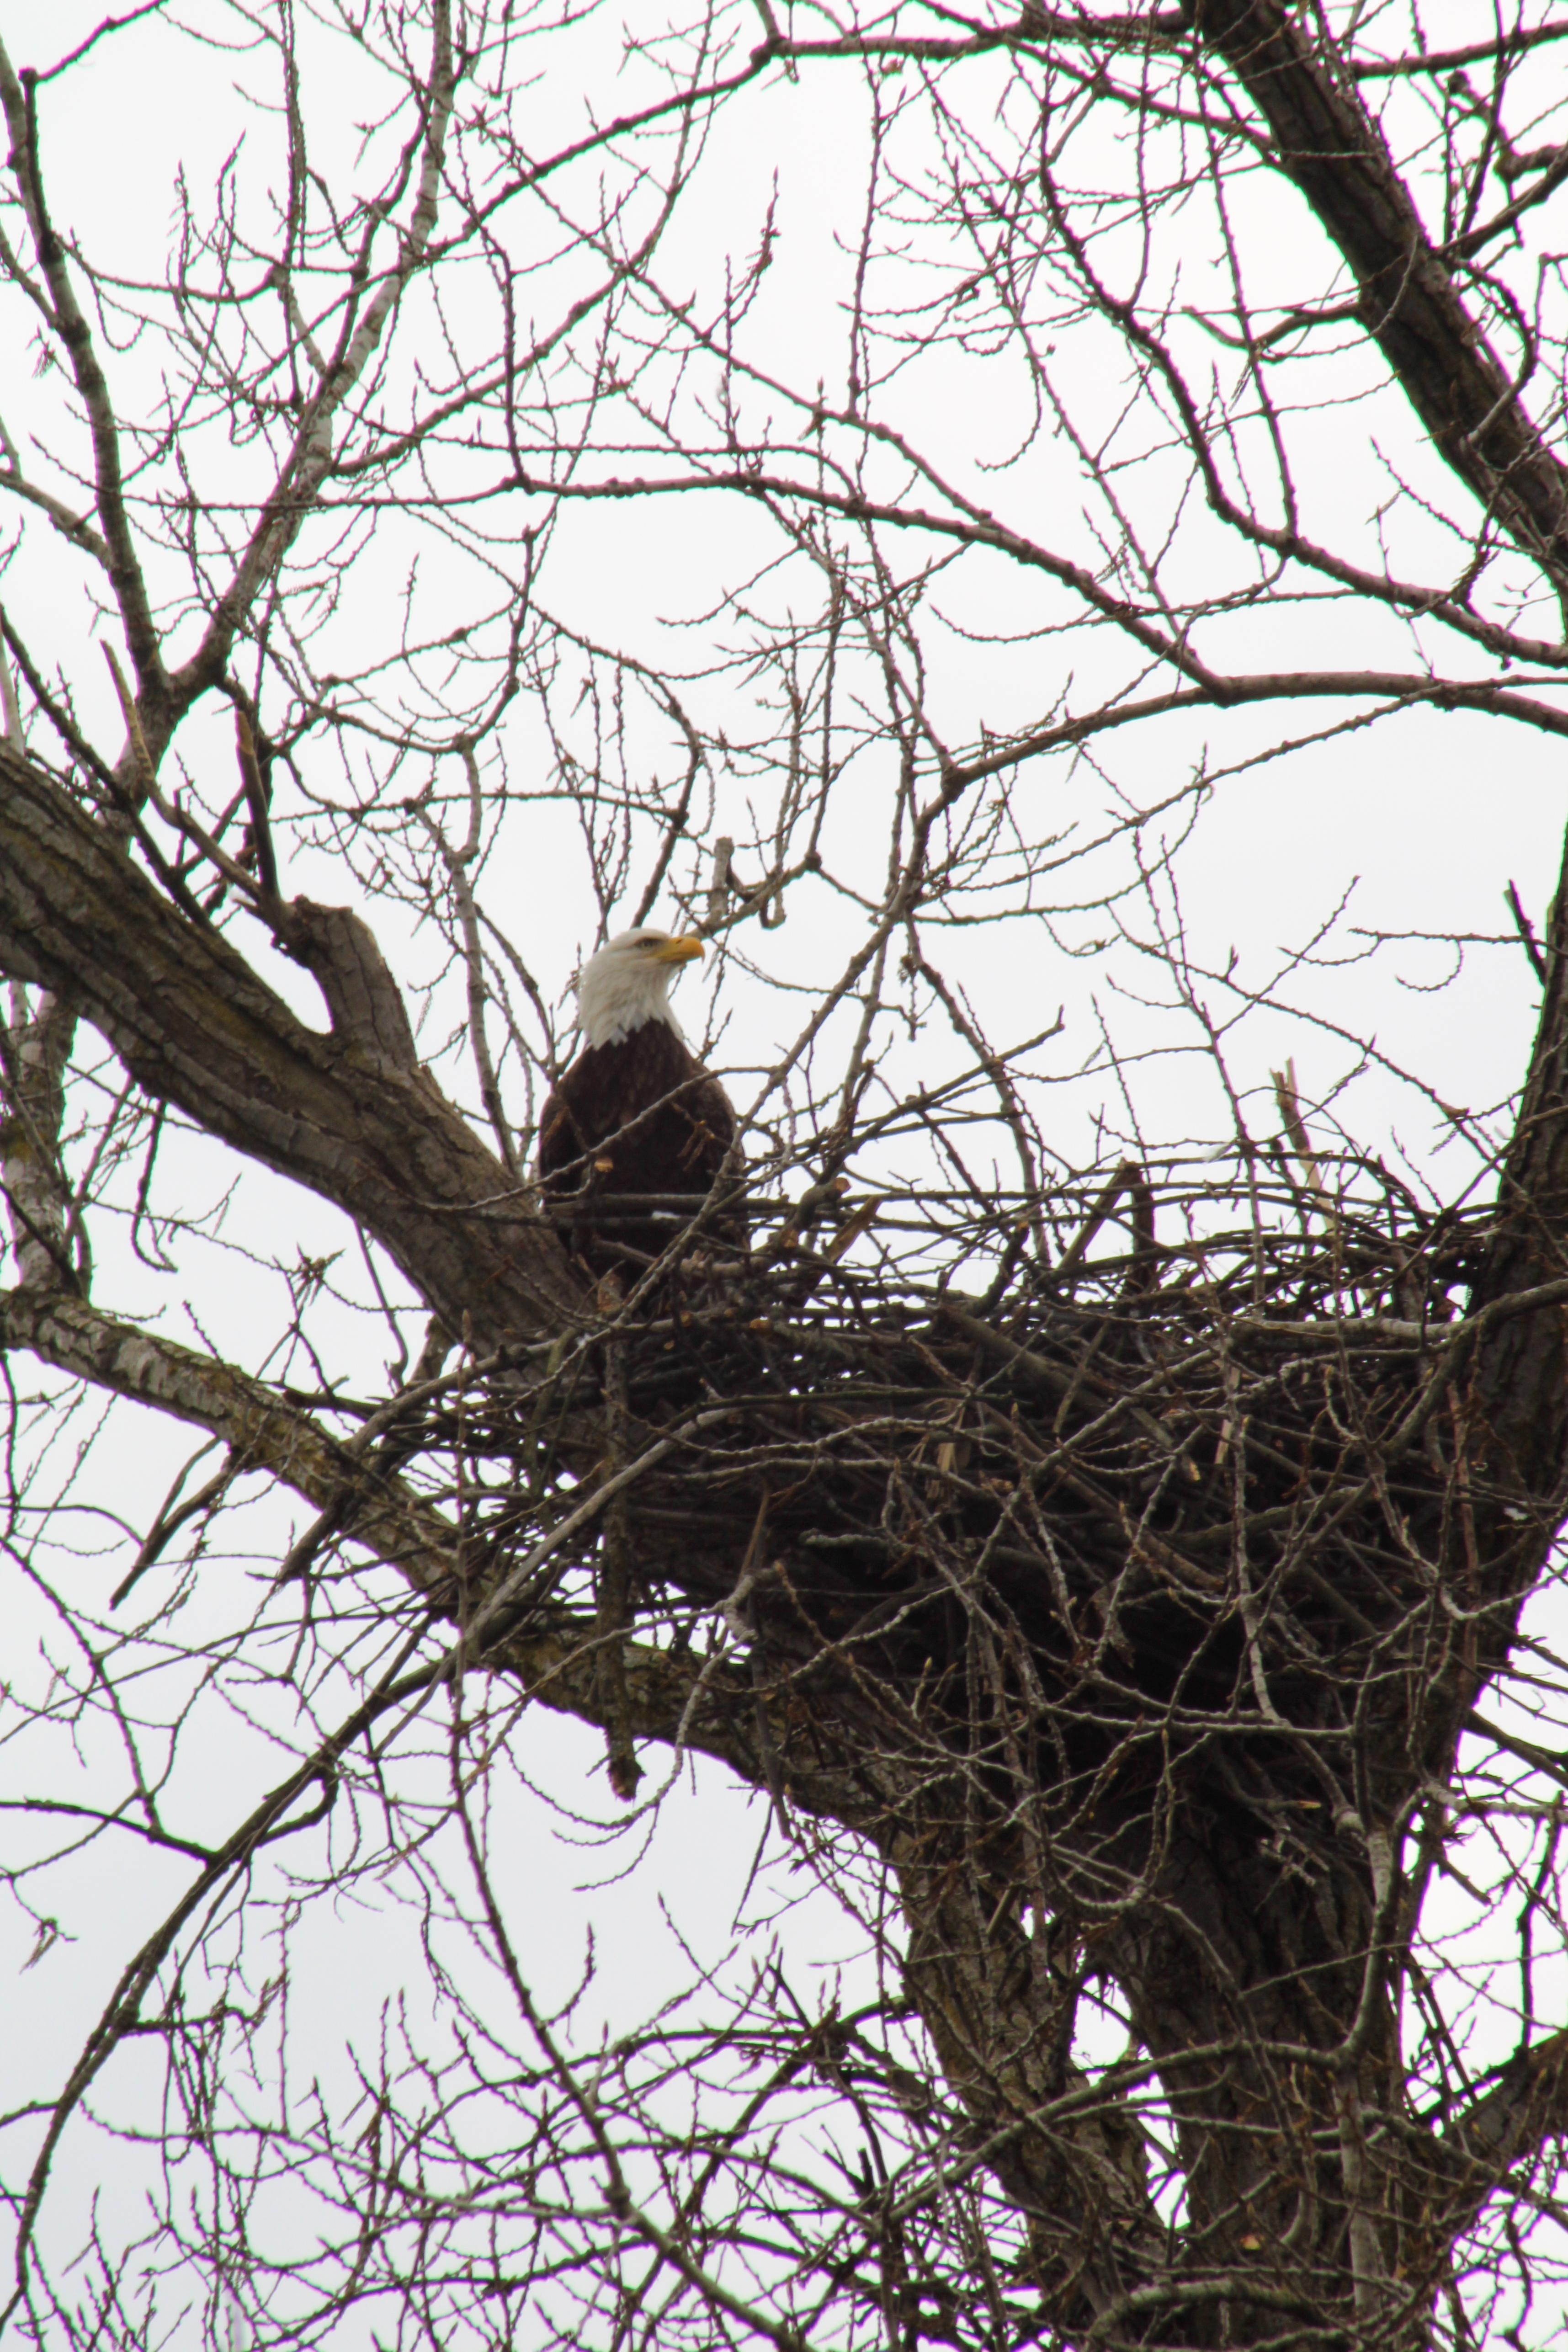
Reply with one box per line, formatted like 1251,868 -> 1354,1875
538,937 -> 744,1275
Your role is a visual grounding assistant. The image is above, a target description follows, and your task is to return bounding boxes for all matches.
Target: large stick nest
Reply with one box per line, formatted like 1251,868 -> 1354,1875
398,1156 -> 1494,1861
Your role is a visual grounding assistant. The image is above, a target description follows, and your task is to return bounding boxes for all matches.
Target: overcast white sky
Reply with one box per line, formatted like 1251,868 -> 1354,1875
3,0 -> 1568,2341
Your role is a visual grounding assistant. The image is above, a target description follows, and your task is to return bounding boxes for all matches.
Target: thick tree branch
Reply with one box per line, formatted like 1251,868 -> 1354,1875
0,1282 -> 838,1822
897,1850 -> 1167,2331
1461,825 -> 1568,1622
0,743 -> 580,1346
0,984 -> 78,1290
0,1284 -> 460,1597
1445,2022 -> 1568,2194
1185,0 -> 1568,585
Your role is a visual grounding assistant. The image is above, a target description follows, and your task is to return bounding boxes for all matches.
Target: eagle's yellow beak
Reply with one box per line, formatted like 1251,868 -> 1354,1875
649,935 -> 705,966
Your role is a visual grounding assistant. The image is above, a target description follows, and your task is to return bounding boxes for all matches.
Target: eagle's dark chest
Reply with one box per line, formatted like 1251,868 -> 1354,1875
542,1032 -> 719,1182
537,1021 -> 739,1272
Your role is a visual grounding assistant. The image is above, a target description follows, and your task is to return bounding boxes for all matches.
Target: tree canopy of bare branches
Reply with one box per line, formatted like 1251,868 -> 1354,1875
4,4 -> 1568,2347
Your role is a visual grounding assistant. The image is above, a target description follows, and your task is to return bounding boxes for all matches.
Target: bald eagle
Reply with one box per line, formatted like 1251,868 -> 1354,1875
538,927 -> 745,1276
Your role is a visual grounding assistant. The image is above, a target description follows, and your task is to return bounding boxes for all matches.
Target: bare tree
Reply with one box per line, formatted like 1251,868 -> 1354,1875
3,3 -> 1568,2346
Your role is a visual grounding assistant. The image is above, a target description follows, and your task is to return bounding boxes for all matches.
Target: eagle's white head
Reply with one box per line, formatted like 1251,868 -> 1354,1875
576,927 -> 705,1050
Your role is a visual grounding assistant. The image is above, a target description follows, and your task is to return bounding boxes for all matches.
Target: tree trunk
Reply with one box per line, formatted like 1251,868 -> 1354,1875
6,740 -> 1568,2345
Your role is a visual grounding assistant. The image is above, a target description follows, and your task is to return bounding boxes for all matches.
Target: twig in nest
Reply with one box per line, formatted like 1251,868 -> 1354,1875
1272,1058 -> 1337,1223
1054,1160 -> 1144,1288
